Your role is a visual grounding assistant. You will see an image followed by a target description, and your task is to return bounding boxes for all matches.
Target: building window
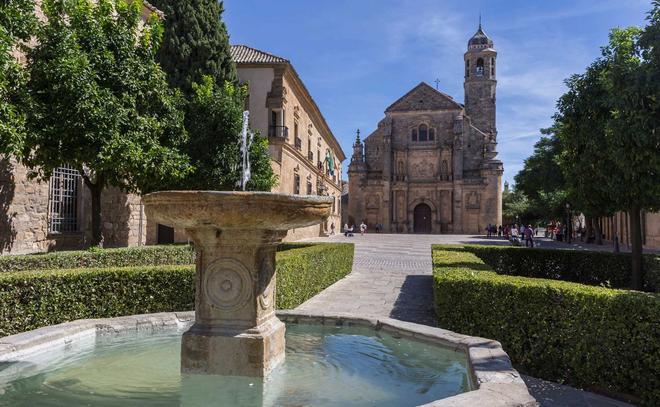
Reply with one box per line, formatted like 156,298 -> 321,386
419,124 -> 428,141
491,58 -> 495,77
476,58 -> 484,76
306,179 -> 313,195
48,165 -> 80,233
294,173 -> 300,195
271,111 -> 277,126
466,59 -> 470,77
411,128 -> 417,141
429,128 -> 435,141
294,122 -> 302,150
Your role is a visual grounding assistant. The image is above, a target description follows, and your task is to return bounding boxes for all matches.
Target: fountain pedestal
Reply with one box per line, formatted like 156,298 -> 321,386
143,191 -> 331,376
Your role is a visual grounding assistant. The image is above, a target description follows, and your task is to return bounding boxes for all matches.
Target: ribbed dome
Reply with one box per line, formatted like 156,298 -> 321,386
468,25 -> 493,48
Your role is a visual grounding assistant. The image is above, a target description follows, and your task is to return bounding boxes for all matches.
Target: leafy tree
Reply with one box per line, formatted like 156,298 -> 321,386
148,0 -> 236,96
502,186 -> 531,224
0,0 -> 36,154
176,76 -> 276,190
149,0 -> 275,192
247,132 -> 277,191
554,65 -> 618,245
19,0 -> 190,246
598,26 -> 659,289
514,132 -> 567,221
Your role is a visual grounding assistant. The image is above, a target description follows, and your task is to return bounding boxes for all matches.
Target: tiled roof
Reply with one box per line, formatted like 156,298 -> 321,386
140,1 -> 164,18
230,45 -> 289,64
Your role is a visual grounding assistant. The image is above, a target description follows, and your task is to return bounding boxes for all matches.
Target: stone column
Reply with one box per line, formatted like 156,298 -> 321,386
182,228 -> 287,377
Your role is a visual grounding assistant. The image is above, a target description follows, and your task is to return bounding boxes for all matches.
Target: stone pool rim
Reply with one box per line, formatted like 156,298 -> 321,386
0,311 -> 537,407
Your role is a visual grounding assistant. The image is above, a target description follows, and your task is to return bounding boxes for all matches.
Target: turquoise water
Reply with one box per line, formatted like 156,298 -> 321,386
0,324 -> 471,406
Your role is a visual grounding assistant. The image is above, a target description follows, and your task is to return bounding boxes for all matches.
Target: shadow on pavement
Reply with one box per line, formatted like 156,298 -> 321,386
389,275 -> 436,327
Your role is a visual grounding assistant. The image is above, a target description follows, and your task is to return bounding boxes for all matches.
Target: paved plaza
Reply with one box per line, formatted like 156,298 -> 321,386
298,233 -> 634,407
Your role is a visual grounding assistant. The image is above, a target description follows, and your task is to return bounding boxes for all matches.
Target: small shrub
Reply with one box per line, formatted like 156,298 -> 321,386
432,246 -> 660,406
0,243 -> 354,337
463,245 -> 659,292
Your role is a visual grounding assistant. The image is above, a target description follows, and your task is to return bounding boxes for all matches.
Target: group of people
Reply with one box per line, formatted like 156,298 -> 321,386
343,222 -> 368,237
486,223 -> 538,247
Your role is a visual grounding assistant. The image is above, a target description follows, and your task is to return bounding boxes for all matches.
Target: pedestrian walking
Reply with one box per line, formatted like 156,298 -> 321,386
360,221 -> 367,236
524,224 -> 534,247
330,222 -> 335,235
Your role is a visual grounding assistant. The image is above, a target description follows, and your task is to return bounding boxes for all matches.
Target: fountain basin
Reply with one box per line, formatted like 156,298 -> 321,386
0,312 -> 537,406
143,191 -> 333,231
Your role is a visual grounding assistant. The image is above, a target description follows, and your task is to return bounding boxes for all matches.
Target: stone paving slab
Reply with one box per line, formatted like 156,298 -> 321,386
298,233 -> 636,407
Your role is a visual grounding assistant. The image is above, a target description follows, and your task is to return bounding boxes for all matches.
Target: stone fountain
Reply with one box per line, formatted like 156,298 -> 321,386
143,191 -> 332,376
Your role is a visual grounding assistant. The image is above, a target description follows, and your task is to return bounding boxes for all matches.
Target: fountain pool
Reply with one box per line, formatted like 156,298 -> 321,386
0,319 -> 471,407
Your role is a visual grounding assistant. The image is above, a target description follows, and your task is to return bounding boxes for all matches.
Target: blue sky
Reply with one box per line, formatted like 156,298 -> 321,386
223,0 -> 651,184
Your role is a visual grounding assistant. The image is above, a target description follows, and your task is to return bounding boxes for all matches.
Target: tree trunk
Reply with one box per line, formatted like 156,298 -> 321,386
629,206 -> 643,290
594,218 -> 603,245
83,175 -> 104,247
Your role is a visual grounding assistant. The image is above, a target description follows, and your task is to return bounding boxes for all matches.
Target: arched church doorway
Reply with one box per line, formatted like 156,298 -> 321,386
413,204 -> 432,233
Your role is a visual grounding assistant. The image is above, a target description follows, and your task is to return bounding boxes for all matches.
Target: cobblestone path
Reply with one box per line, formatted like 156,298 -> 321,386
296,233 -> 498,325
296,233 -> 634,407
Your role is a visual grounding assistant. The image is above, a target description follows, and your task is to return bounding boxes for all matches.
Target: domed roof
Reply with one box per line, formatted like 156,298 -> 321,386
468,24 -> 493,48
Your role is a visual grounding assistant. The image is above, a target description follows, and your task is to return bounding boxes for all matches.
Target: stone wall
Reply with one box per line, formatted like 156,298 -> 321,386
0,158 -> 58,254
100,187 -> 146,248
0,158 -> 149,255
599,211 -> 660,251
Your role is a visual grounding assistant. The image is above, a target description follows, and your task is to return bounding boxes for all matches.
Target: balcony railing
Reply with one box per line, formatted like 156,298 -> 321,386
268,125 -> 288,139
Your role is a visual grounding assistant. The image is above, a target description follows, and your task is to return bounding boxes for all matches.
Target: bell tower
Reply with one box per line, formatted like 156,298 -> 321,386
464,20 -> 497,137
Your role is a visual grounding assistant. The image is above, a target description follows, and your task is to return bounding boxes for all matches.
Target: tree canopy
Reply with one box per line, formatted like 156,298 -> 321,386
515,3 -> 660,289
176,76 -> 276,190
148,0 -> 237,96
149,0 -> 275,192
19,0 -> 191,245
0,0 -> 36,154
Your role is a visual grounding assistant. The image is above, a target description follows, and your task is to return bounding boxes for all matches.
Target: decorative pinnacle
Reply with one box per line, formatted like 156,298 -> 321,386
479,13 -> 482,30
355,129 -> 361,143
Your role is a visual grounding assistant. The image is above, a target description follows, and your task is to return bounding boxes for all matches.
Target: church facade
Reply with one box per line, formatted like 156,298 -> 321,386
347,25 -> 503,234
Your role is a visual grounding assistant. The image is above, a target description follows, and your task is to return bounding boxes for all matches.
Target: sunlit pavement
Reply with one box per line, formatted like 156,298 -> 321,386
298,233 -> 635,407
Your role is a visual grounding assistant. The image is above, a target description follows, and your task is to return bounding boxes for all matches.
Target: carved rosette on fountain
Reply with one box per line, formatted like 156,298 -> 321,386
143,191 -> 332,376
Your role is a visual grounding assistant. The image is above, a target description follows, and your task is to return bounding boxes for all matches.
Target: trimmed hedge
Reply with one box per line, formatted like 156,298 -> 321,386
464,245 -> 659,292
276,243 -> 353,309
0,265 -> 195,337
0,243 -> 353,337
432,246 -> 660,406
0,245 -> 195,273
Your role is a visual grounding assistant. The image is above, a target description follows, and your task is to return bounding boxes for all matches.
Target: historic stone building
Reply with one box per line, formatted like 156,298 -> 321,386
348,24 -> 503,234
230,45 -> 346,240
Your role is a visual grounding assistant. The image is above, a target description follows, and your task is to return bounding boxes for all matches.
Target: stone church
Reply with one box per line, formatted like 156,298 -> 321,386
347,24 -> 503,234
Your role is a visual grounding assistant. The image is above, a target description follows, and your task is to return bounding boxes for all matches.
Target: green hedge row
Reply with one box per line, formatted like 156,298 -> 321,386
432,246 -> 660,406
276,243 -> 353,309
0,265 -> 195,337
0,243 -> 353,337
464,245 -> 659,292
0,245 -> 195,273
